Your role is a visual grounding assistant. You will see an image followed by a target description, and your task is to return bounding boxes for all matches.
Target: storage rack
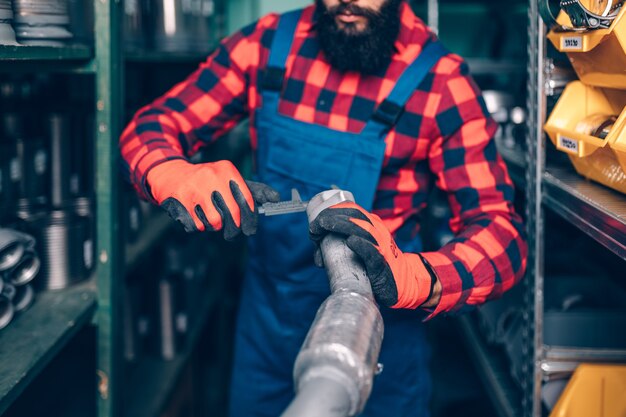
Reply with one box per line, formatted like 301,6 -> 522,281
0,2 -> 222,417
524,2 -> 626,417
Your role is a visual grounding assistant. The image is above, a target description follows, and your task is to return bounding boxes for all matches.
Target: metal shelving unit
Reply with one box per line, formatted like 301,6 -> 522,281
125,49 -> 214,64
0,1 -> 221,417
123,289 -> 219,417
0,283 -> 97,415
125,212 -> 174,271
0,44 -> 95,73
524,2 -> 626,416
543,167 -> 626,260
0,44 -> 91,60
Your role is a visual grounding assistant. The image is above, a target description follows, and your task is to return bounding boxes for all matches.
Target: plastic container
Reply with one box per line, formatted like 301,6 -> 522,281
550,364 -> 626,417
547,8 -> 626,89
544,81 -> 626,193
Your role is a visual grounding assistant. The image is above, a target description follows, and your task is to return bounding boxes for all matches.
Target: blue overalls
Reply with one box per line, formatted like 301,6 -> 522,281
229,10 -> 448,417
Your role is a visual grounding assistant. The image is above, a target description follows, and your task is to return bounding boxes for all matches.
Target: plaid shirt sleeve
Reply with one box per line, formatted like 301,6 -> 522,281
118,18 -> 274,201
420,61 -> 527,318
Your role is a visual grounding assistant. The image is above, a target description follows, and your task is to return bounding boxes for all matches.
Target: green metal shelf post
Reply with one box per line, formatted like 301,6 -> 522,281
94,0 -> 124,416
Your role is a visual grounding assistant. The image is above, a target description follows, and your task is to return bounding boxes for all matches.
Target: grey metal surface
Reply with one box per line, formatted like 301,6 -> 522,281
544,346 -> 626,362
0,295 -> 14,330
427,0 -> 438,34
7,251 -> 40,286
30,210 -> 91,290
12,284 -> 34,312
280,377 -> 352,417
48,114 -> 71,208
0,229 -> 28,272
158,278 -> 177,360
13,0 -> 73,45
543,167 -> 626,260
282,189 -> 384,417
151,0 -> 214,53
258,188 -> 308,216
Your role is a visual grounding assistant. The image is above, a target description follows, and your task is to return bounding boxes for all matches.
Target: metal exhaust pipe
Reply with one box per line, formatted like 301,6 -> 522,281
13,284 -> 34,312
281,190 -> 384,417
8,250 -> 40,286
2,282 -> 16,302
48,114 -> 71,209
0,229 -> 26,272
31,210 -> 91,290
0,229 -> 34,272
0,294 -> 14,330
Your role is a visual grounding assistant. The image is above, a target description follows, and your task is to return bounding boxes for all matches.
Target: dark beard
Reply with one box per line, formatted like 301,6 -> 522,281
315,0 -> 402,75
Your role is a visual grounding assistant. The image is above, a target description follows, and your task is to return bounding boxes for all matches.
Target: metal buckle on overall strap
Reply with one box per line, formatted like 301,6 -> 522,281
371,99 -> 404,127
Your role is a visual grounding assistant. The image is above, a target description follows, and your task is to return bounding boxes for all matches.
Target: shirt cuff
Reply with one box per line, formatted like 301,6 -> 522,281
133,149 -> 188,203
419,251 -> 462,320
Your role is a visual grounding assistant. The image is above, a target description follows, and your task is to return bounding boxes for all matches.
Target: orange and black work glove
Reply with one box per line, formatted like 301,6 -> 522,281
309,202 -> 436,309
147,159 -> 280,240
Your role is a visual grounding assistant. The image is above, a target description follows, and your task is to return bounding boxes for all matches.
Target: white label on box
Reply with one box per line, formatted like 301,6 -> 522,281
561,36 -> 583,50
559,136 -> 580,154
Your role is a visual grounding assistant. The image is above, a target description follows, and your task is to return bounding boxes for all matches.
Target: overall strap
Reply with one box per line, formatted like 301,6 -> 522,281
362,41 -> 449,138
261,9 -> 303,92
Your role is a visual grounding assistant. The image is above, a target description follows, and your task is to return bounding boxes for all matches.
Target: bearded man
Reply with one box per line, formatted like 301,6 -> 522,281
120,1 -> 527,415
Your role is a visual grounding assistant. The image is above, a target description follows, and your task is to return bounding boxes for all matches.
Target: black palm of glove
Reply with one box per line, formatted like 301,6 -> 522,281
310,202 -> 435,309
147,159 -> 280,240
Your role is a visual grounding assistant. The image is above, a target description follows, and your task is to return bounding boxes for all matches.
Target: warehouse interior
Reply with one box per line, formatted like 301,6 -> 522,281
0,0 -> 625,416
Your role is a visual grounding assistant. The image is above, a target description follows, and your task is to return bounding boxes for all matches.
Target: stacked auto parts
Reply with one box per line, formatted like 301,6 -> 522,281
0,228 -> 39,330
0,0 -> 18,45
12,0 -> 73,46
0,77 -> 95,327
123,0 -> 217,53
123,231 -> 213,363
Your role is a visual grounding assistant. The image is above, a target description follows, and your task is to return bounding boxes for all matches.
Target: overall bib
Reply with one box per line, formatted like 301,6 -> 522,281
229,10 -> 447,417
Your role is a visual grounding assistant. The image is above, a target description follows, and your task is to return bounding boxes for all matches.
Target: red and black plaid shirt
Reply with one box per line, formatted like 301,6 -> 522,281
120,2 -> 527,318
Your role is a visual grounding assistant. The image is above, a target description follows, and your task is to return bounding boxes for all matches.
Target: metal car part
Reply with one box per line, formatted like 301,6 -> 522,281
281,189 -> 384,417
561,0 -> 622,28
0,228 -> 33,272
0,294 -> 14,330
8,250 -> 40,286
30,210 -> 91,290
13,284 -> 34,312
540,0 -> 622,29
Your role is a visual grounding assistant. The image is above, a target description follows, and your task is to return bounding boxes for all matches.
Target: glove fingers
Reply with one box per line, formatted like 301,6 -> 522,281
212,191 -> 241,241
315,215 -> 378,245
346,235 -> 398,307
309,207 -> 369,242
161,197 -> 201,233
194,205 -> 212,232
231,181 -> 257,236
245,180 -> 281,205
345,235 -> 385,278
